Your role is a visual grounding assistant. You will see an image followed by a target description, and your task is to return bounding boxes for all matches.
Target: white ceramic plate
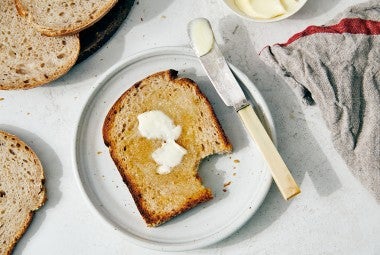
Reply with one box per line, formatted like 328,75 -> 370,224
73,47 -> 275,251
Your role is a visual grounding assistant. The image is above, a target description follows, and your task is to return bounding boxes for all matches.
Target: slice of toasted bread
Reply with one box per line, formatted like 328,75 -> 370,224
103,70 -> 232,227
0,131 -> 46,255
15,0 -> 118,36
0,0 -> 79,90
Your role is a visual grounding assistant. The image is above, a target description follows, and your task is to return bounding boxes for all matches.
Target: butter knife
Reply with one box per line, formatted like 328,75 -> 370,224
188,18 -> 300,200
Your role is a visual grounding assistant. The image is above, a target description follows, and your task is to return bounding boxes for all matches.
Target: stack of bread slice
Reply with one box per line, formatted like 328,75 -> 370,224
0,0 -> 119,90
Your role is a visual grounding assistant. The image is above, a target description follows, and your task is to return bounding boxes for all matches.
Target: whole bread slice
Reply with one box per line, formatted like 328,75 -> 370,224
103,70 -> 232,227
0,131 -> 46,255
0,0 -> 79,90
15,0 -> 118,36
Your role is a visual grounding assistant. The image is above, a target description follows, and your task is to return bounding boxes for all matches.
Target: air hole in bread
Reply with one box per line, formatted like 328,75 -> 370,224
62,40 -> 66,45
59,12 -> 65,16
23,80 -> 29,84
16,68 -> 27,75
8,50 -> 16,57
44,74 -> 49,79
57,53 -> 65,59
0,191 -> 6,197
8,149 -> 15,155
40,63 -> 45,68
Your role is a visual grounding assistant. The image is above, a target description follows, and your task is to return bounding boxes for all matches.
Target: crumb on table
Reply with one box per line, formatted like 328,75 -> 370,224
224,181 -> 232,187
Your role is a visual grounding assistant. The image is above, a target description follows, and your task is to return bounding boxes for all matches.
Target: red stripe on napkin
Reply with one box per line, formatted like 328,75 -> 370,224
279,18 -> 380,46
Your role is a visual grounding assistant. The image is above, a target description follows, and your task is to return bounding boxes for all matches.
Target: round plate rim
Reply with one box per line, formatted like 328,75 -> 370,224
72,46 -> 274,251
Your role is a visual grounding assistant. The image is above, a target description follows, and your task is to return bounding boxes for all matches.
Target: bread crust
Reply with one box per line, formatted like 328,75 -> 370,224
15,0 -> 119,36
103,70 -> 232,226
0,131 -> 46,255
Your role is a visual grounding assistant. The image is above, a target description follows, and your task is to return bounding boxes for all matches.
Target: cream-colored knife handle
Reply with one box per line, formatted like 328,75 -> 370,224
238,105 -> 301,200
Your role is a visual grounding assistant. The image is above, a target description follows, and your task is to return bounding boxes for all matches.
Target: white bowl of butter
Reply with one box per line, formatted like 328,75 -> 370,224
222,0 -> 308,22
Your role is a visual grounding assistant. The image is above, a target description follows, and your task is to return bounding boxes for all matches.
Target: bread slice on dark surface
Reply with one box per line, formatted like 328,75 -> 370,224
103,70 -> 232,227
15,0 -> 118,36
0,131 -> 46,255
0,0 -> 79,90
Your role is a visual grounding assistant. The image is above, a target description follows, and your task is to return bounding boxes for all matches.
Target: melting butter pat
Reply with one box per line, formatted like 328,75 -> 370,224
235,0 -> 286,19
152,140 -> 187,175
138,110 -> 187,175
138,110 -> 181,140
189,18 -> 214,57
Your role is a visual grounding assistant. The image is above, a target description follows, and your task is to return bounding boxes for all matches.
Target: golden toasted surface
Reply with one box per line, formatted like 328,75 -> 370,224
103,70 -> 232,226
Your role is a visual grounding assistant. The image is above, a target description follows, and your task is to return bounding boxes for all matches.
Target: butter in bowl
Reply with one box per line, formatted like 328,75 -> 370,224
222,0 -> 308,22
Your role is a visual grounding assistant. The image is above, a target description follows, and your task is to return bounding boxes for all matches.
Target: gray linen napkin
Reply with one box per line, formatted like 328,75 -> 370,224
260,1 -> 380,201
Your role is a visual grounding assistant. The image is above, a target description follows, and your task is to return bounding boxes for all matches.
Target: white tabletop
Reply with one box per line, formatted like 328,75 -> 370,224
2,0 -> 379,254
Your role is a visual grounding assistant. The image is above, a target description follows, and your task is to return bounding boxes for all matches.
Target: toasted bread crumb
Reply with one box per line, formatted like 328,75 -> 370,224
224,181 -> 232,187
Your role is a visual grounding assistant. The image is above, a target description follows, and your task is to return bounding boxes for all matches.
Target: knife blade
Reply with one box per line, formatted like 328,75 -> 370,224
188,18 -> 300,200
188,18 -> 249,111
